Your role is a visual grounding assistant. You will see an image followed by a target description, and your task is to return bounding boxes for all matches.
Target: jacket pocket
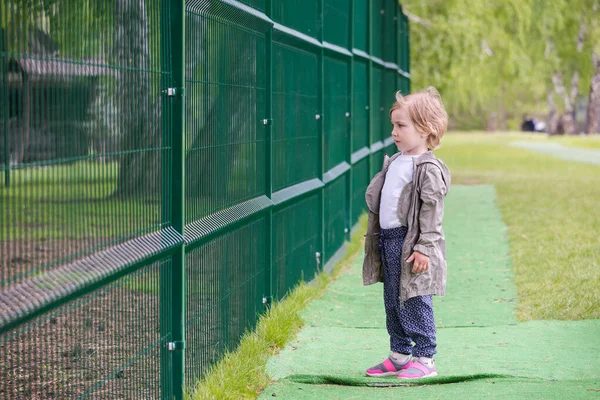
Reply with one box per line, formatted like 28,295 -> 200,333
363,233 -> 382,283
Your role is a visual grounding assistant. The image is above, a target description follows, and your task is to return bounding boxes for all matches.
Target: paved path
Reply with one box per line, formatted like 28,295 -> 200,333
511,141 -> 600,165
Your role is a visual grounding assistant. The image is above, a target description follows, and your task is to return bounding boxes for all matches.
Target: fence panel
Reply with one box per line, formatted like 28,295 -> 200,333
271,41 -> 319,191
352,59 -> 369,153
0,1 -> 409,398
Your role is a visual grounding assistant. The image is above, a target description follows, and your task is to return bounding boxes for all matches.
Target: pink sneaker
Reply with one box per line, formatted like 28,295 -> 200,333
366,356 -> 411,377
397,358 -> 438,379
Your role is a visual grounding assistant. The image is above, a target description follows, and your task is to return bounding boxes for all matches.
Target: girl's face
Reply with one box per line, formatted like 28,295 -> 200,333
390,107 -> 428,156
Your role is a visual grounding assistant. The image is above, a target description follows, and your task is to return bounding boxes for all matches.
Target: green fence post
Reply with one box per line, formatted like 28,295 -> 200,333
169,0 -> 186,398
347,0 -> 355,238
264,0 -> 274,307
367,1 -> 374,178
160,1 -> 172,397
1,26 -> 9,188
405,14 -> 411,93
318,0 -> 326,266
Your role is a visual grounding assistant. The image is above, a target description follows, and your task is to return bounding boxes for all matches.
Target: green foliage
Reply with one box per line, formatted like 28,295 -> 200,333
403,0 -> 600,124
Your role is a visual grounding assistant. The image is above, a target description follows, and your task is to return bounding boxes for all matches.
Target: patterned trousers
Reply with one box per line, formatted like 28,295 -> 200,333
379,226 -> 437,357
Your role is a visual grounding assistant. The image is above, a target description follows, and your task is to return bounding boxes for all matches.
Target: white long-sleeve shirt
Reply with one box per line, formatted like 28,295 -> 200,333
379,155 -> 418,229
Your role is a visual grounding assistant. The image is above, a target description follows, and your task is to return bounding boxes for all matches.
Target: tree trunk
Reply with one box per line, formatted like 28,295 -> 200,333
10,71 -> 30,165
562,21 -> 586,135
113,0 -> 160,198
550,73 -> 569,135
564,71 -> 579,135
547,89 -> 559,135
548,22 -> 585,136
585,53 -> 600,134
551,72 -> 578,135
499,85 -> 507,131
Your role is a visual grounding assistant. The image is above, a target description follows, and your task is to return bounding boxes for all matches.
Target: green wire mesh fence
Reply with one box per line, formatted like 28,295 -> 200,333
0,0 -> 409,398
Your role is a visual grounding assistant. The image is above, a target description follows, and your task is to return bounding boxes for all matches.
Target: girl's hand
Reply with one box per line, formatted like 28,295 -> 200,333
406,251 -> 429,273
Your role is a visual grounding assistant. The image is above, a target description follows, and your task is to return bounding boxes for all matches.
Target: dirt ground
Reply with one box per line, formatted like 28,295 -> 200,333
0,236 -> 253,399
0,273 -> 164,399
1,239 -> 104,285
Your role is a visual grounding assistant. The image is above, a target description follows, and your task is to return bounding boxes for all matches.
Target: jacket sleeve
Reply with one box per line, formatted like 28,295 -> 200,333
413,164 -> 447,257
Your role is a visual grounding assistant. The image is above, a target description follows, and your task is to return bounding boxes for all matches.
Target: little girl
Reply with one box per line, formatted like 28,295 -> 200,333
363,87 -> 451,379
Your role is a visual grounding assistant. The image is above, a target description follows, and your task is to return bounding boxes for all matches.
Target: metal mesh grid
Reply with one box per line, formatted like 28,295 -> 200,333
184,218 -> 267,385
1,0 -> 170,290
353,0 -> 369,52
0,1 -> 409,398
352,59 -> 369,152
371,65 -> 385,144
371,0 -> 384,59
351,157 -> 370,226
324,0 -> 351,48
272,42 -> 319,191
0,260 -> 172,399
273,195 -> 320,299
324,177 -> 347,263
271,1 -> 320,38
324,55 -> 350,171
184,7 -> 267,222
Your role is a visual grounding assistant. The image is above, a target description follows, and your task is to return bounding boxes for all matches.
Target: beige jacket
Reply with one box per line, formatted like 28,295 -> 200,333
362,151 -> 451,301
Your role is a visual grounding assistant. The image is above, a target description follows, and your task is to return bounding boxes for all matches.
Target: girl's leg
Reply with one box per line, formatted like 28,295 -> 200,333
366,227 -> 413,377
397,295 -> 437,357
386,307 -> 413,354
381,228 -> 412,354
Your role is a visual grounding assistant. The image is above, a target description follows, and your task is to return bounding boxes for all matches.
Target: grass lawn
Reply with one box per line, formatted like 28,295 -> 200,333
0,161 -> 161,241
437,132 -> 600,321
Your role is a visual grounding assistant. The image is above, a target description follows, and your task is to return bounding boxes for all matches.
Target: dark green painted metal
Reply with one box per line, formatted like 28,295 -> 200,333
324,176 -> 347,262
0,240 -> 179,337
272,194 -> 320,298
184,216 -> 268,385
0,25 -> 8,188
347,0 -> 354,240
185,196 -> 272,250
352,60 -> 370,152
170,0 -> 186,398
367,0 -> 375,178
353,0 -> 369,52
160,1 -> 173,396
323,0 -> 351,48
0,1 -> 409,397
272,1 -> 320,39
351,157 -> 370,225
371,0 -> 383,59
371,66 -> 384,144
324,55 -> 350,171
406,14 -> 411,92
323,161 -> 351,184
265,0 -> 274,309
318,0 -> 326,264
271,39 -> 319,191
238,0 -> 266,13
272,178 -> 324,206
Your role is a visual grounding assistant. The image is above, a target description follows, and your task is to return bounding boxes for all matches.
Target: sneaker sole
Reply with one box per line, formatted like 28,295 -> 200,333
397,371 -> 438,379
365,371 -> 400,377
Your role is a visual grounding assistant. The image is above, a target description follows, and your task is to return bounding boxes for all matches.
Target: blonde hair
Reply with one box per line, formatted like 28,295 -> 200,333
389,86 -> 448,150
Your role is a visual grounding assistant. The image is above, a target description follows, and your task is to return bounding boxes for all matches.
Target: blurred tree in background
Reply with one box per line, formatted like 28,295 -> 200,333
403,0 -> 600,133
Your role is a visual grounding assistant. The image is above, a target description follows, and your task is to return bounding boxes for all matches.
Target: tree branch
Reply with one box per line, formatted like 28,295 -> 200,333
402,8 -> 432,27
